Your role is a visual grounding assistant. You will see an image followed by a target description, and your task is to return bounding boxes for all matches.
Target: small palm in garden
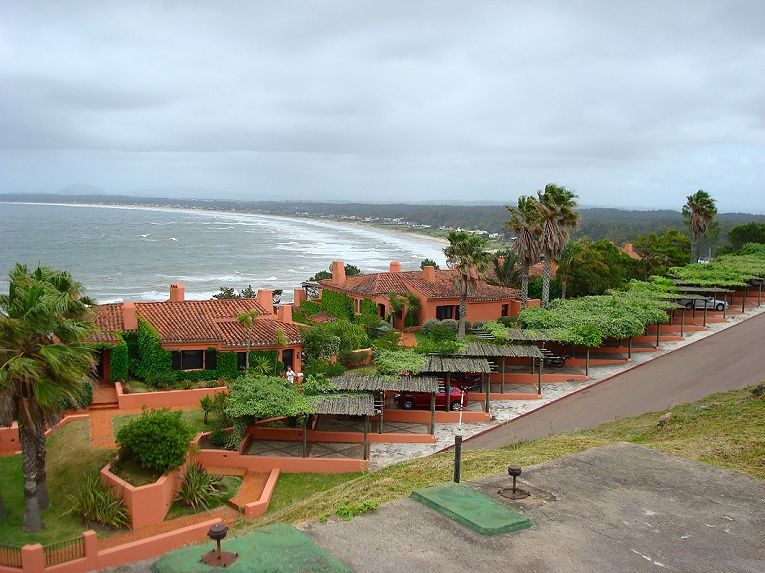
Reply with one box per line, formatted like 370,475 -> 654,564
176,463 -> 222,510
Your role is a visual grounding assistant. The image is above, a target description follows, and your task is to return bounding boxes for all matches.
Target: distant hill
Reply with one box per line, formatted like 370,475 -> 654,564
2,192 -> 764,252
55,183 -> 107,195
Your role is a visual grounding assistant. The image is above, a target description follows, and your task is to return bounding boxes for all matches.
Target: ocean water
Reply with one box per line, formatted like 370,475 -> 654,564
0,203 -> 447,304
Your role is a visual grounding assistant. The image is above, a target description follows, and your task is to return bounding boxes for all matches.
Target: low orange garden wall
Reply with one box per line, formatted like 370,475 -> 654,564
383,409 -> 491,424
116,382 -> 227,410
100,461 -> 187,529
194,447 -> 368,474
240,469 -> 280,519
0,519 -> 222,573
245,425 -> 435,445
0,422 -> 19,456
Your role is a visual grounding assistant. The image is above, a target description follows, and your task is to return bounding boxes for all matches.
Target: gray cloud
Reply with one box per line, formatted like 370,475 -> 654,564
0,0 -> 763,211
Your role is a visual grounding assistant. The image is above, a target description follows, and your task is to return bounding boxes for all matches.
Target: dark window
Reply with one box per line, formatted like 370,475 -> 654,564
282,348 -> 294,370
172,350 -> 204,370
436,305 -> 454,320
378,303 -> 386,318
501,304 -> 509,317
205,350 -> 217,370
171,351 -> 182,370
237,352 -> 247,370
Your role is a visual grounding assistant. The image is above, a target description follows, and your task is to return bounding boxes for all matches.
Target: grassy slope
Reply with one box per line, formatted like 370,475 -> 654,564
112,408 -> 208,435
244,386 -> 765,530
0,421 -> 114,545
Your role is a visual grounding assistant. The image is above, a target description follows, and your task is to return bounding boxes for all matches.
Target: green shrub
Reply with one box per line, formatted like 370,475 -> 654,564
373,349 -> 426,376
320,500 -> 380,522
110,334 -> 129,381
176,463 -> 222,510
319,290 -> 354,320
420,320 -> 458,341
200,395 -> 214,423
339,349 -> 370,368
67,474 -> 129,528
208,428 -> 229,448
301,374 -> 337,396
302,359 -> 346,378
145,370 -> 177,389
116,408 -> 195,473
497,316 -> 517,328
134,319 -> 173,381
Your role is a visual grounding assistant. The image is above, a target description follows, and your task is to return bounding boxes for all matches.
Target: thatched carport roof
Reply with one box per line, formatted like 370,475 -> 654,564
676,286 -> 736,294
331,374 -> 440,393
422,355 -> 492,374
460,342 -> 544,359
309,393 -> 375,416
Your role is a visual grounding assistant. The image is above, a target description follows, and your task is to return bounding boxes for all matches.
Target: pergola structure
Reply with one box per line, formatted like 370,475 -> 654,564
330,374 -> 440,434
458,342 -> 545,395
307,393 -> 375,460
421,355 -> 492,413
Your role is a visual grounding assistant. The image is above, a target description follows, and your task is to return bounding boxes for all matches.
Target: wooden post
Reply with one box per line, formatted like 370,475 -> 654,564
742,286 -> 747,313
723,293 -> 727,319
484,372 -> 490,414
628,336 -> 632,360
758,280 -> 762,307
537,358 -> 543,395
445,372 -> 452,411
703,299 -> 708,327
378,391 -> 384,434
363,415 -> 369,461
655,322 -> 660,348
668,310 -> 673,325
680,307 -> 685,337
302,416 -> 308,458
429,392 -> 436,435
585,348 -> 590,376
500,357 -> 505,395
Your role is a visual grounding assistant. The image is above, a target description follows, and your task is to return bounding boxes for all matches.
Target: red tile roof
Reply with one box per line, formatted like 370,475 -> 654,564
321,269 -> 520,302
89,303 -> 125,344
89,298 -> 300,348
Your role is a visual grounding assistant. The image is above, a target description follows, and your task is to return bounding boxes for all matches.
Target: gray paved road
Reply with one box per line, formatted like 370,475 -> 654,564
464,311 -> 765,450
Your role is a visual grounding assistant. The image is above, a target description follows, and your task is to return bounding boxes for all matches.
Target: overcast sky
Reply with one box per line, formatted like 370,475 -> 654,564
1,1 -> 763,212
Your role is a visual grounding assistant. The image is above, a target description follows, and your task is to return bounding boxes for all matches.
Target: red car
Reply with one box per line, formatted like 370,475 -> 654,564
394,386 -> 468,411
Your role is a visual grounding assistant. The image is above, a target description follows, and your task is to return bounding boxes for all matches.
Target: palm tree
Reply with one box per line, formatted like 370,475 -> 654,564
443,230 -> 490,337
488,249 -> 521,288
506,196 -> 541,307
236,309 -> 260,372
0,264 -> 95,532
402,291 -> 421,327
556,239 -> 589,300
682,190 -> 717,262
535,184 -> 580,307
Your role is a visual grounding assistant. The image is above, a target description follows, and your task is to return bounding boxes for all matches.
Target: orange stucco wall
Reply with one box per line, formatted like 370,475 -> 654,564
101,462 -> 187,529
0,422 -> 19,456
245,426 -> 435,445
194,447 -> 368,474
116,382 -> 227,410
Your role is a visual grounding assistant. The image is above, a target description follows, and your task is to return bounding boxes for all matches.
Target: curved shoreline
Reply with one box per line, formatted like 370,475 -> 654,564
0,199 -> 449,247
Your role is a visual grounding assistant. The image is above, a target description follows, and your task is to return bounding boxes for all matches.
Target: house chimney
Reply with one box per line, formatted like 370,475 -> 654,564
277,303 -> 293,323
422,265 -> 436,282
256,289 -> 274,314
331,260 -> 346,284
169,283 -> 185,302
389,261 -> 401,273
293,288 -> 306,306
121,302 -> 138,331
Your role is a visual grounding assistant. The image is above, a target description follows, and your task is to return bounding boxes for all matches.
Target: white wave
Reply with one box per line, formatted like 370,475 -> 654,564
169,237 -> 178,241
138,234 -> 150,238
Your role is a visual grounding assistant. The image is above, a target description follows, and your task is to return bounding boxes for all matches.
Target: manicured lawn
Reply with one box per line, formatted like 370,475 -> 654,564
112,408 -> 209,436
0,420 -> 116,546
266,473 -> 362,515
246,385 -> 765,529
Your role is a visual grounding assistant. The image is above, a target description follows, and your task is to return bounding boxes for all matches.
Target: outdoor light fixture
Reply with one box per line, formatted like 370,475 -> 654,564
498,465 -> 530,500
201,523 -> 238,567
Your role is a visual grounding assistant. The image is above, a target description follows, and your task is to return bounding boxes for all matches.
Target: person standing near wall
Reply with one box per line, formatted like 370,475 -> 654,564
286,365 -> 295,384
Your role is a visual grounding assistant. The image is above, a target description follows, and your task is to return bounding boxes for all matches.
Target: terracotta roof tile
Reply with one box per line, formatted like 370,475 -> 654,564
89,303 -> 124,344
321,269 -> 520,302
88,298 -> 299,348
